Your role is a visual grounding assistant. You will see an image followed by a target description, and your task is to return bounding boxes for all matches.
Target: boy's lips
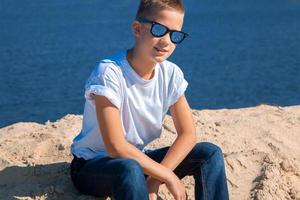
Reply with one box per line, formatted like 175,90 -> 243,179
154,47 -> 168,53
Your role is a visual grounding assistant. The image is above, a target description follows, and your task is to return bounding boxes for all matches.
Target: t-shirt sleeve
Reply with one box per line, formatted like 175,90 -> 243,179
167,65 -> 188,108
84,63 -> 122,109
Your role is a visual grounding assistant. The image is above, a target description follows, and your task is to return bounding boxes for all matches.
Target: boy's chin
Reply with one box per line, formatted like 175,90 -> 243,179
152,55 -> 169,63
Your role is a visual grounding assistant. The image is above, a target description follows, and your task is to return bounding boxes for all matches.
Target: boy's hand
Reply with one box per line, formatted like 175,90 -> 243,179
147,176 -> 161,200
165,172 -> 187,200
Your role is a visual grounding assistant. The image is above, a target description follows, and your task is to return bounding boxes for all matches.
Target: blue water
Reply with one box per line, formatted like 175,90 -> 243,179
1,0 -> 300,127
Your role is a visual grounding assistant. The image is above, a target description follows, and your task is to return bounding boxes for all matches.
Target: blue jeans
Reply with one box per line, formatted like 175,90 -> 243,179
70,142 -> 229,200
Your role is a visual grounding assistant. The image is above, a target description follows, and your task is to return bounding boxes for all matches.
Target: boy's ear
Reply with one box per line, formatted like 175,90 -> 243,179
132,21 -> 141,37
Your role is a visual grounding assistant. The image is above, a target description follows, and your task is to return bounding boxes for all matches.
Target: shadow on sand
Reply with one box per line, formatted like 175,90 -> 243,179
0,162 -> 164,200
0,162 -> 106,200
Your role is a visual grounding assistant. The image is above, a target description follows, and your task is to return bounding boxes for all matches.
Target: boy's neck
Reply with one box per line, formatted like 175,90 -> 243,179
126,48 -> 157,80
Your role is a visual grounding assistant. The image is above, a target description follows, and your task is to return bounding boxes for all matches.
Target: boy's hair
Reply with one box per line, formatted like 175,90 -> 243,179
136,0 -> 185,19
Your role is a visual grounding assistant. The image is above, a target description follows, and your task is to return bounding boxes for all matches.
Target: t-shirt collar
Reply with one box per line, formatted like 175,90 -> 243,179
121,50 -> 158,87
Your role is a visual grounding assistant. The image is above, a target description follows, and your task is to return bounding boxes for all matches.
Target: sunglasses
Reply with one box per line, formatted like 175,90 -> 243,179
137,17 -> 189,44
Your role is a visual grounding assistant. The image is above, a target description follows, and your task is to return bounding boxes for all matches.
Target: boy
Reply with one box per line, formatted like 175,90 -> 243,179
70,0 -> 229,199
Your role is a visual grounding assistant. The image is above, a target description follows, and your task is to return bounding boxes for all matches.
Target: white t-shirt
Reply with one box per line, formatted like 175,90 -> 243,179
71,51 -> 188,160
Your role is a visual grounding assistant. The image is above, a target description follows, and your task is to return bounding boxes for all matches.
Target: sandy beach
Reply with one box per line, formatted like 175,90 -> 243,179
0,104 -> 299,200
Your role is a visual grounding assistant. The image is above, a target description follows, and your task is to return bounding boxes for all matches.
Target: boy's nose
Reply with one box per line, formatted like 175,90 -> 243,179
159,33 -> 172,45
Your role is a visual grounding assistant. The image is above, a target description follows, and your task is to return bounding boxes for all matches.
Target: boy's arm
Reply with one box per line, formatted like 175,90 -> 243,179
94,95 -> 177,183
159,95 -> 197,171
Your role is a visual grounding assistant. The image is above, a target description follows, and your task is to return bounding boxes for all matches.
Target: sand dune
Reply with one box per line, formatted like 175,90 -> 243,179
0,105 -> 299,200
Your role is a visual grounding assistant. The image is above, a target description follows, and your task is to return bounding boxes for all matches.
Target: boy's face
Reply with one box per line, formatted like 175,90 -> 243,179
134,9 -> 184,63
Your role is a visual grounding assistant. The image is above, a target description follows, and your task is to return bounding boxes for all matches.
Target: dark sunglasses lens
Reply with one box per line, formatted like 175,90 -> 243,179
151,23 -> 168,37
171,31 -> 185,44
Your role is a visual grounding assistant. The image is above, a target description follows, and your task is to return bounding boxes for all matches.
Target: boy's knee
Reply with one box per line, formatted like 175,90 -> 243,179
204,142 -> 225,168
194,142 -> 224,161
207,142 -> 223,154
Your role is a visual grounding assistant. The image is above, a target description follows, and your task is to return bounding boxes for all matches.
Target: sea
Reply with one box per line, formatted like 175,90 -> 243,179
0,0 -> 300,127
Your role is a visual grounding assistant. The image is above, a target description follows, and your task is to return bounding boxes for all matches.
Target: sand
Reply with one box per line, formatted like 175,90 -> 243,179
0,104 -> 299,200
